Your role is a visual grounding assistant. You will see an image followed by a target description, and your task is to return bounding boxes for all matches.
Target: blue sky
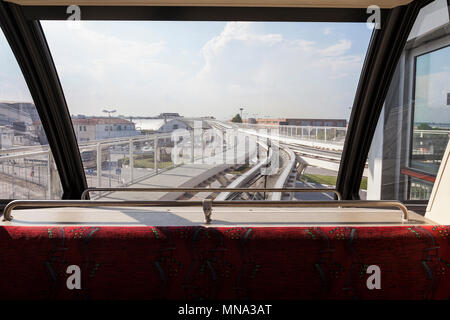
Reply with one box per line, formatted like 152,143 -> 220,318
3,20 -> 374,120
0,31 -> 32,102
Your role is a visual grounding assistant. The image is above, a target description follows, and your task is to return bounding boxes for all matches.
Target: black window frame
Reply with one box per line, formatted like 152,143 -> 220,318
406,43 -> 450,200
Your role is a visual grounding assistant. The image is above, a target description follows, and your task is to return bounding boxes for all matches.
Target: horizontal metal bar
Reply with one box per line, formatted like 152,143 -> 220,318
2,199 -> 408,223
0,151 -> 49,161
81,187 -> 342,200
0,145 -> 49,156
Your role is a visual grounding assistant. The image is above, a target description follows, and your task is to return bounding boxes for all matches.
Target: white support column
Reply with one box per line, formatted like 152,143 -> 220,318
96,143 -> 102,188
222,130 -> 226,164
191,131 -> 195,163
367,108 -> 384,200
245,135 -> 249,165
201,130 -> 205,164
234,130 -> 238,165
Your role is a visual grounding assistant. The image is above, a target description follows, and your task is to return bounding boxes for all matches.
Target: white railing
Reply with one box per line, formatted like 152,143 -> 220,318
1,120 -> 351,201
232,122 -> 348,145
0,125 -> 244,200
0,132 -> 176,200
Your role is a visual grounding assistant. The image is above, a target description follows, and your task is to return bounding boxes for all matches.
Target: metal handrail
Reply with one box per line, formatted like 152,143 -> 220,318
2,199 -> 408,223
81,187 -> 342,200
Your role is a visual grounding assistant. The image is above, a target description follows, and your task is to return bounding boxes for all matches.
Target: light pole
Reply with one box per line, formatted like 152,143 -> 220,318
102,109 -> 116,187
102,109 -> 116,138
240,107 -> 244,120
103,109 -> 116,117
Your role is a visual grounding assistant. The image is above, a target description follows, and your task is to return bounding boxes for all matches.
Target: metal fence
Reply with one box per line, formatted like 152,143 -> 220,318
234,122 -> 348,144
0,121 -> 352,200
0,127 -> 236,200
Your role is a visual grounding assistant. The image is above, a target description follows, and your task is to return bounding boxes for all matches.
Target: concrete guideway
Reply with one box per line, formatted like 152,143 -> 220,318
97,163 -> 235,201
215,141 -> 272,201
96,126 -> 259,200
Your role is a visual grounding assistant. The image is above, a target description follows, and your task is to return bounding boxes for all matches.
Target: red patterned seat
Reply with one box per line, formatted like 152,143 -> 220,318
0,226 -> 448,300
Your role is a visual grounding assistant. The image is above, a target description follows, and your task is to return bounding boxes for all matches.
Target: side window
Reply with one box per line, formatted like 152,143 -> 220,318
410,46 -> 450,199
365,0 -> 449,203
0,27 -> 62,199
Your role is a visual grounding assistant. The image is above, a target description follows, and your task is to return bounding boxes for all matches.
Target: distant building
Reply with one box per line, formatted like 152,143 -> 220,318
33,117 -> 140,142
254,118 -> 285,126
0,126 -> 14,149
244,118 -> 257,124
135,118 -> 190,133
92,118 -> 140,140
283,119 -> 347,127
0,101 -> 35,127
158,113 -> 181,119
0,101 -> 39,148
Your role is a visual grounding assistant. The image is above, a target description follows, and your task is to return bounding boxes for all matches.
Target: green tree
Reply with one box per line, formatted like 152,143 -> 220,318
417,123 -> 432,130
231,113 -> 242,123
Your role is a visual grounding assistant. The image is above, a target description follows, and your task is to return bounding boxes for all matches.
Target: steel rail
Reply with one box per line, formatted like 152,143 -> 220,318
2,199 -> 408,223
271,142 -> 296,200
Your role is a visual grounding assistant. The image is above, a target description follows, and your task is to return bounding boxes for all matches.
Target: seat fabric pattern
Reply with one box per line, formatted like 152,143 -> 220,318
0,226 -> 448,300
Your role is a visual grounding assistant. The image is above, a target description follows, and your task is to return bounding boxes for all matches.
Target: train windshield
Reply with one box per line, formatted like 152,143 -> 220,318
37,20 -> 373,201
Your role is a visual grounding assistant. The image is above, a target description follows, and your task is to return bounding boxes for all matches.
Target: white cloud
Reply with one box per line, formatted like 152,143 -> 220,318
200,22 -> 282,75
191,23 -> 364,118
39,21 -> 367,119
319,39 -> 352,57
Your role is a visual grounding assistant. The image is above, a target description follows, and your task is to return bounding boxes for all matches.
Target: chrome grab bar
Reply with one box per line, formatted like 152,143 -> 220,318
81,187 -> 342,200
2,199 -> 408,223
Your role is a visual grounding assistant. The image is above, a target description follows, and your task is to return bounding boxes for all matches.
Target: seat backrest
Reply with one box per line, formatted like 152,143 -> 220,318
0,225 -> 448,300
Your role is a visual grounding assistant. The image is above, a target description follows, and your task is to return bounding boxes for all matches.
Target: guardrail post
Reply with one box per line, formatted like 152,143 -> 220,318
222,130 -> 226,164
129,139 -> 134,183
154,136 -> 158,174
256,128 -> 260,160
97,143 -> 102,188
191,131 -> 195,163
245,135 -> 249,165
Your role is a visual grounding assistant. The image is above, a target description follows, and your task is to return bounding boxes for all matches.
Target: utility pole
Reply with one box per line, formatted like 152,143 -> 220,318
103,108 -> 116,138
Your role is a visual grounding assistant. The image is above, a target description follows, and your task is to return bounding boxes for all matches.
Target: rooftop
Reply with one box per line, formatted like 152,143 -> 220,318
33,117 -> 134,125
